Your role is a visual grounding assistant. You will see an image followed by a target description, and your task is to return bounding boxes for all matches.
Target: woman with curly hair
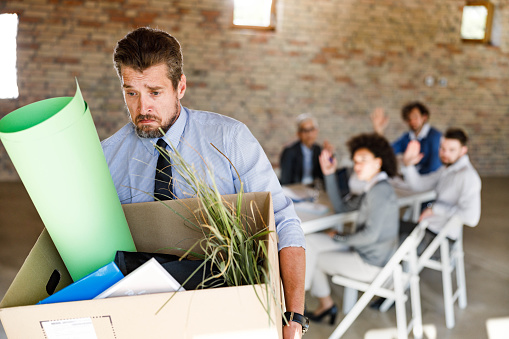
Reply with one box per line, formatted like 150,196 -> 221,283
304,133 -> 399,324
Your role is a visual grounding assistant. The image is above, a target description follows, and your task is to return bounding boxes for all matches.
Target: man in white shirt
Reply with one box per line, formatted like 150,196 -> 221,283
401,127 -> 481,241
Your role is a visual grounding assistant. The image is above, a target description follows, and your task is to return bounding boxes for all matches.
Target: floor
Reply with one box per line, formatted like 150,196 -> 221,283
0,177 -> 508,338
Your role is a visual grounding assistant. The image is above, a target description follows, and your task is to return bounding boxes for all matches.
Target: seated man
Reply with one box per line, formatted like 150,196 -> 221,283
279,114 -> 324,185
400,127 -> 481,244
372,101 -> 442,174
371,127 -> 481,311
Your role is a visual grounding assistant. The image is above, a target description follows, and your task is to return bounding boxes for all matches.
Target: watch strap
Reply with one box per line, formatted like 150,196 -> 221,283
283,311 -> 309,334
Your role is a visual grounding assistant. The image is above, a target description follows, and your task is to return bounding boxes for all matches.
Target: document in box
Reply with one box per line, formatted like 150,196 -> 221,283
94,257 -> 185,299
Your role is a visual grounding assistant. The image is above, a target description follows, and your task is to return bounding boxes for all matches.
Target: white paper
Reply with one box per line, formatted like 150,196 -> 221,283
94,257 -> 184,299
42,317 -> 98,339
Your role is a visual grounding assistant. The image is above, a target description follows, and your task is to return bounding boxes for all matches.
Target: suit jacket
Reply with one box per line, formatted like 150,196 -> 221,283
279,141 -> 323,185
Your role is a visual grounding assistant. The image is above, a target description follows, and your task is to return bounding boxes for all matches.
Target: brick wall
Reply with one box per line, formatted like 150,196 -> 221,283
1,0 -> 508,180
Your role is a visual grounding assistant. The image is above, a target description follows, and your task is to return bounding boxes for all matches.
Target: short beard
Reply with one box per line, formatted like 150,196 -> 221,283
127,100 -> 180,139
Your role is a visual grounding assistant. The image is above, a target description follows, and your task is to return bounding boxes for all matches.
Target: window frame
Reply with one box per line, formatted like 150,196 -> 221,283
0,13 -> 19,99
461,1 -> 494,44
231,0 -> 276,31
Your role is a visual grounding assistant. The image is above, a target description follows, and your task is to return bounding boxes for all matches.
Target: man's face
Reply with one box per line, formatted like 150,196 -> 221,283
405,108 -> 427,134
121,63 -> 186,138
439,138 -> 467,166
297,119 -> 318,148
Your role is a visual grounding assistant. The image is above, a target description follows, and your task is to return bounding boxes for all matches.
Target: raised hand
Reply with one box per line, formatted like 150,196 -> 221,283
370,107 -> 389,135
322,140 -> 334,154
403,140 -> 424,166
319,148 -> 337,176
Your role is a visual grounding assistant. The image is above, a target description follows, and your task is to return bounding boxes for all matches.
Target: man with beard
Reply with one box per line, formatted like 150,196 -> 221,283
101,27 -> 307,338
371,102 -> 442,174
400,128 -> 481,243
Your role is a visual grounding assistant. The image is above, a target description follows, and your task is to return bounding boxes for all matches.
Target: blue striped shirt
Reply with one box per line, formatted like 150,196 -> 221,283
101,106 -> 305,251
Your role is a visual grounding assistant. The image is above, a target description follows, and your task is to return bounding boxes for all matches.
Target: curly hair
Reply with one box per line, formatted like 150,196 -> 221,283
401,101 -> 430,121
347,133 -> 398,178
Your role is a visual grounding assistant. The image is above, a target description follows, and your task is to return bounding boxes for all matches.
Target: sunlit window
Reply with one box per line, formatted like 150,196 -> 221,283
461,2 -> 494,43
233,0 -> 275,30
0,13 -> 19,99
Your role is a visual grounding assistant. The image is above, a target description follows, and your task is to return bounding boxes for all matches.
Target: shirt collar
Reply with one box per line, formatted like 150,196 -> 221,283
409,123 -> 431,140
300,142 -> 313,153
446,154 -> 470,173
138,105 -> 188,155
364,171 -> 389,192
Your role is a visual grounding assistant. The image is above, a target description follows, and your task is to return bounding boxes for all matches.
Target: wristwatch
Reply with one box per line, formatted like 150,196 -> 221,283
283,311 -> 310,335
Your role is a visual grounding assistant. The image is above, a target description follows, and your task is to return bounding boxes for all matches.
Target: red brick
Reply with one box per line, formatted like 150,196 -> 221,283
222,41 -> 241,49
79,20 -> 102,28
55,57 -> 80,64
248,84 -> 267,90
311,54 -> 327,64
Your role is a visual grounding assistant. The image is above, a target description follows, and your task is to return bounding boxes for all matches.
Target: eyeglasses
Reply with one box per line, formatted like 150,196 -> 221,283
299,127 -> 316,133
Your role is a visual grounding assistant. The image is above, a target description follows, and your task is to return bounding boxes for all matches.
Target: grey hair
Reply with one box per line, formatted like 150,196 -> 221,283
296,113 -> 318,130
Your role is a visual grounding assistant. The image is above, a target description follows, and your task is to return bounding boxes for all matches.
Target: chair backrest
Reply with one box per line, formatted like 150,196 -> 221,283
357,220 -> 428,295
328,220 -> 428,339
417,215 -> 463,271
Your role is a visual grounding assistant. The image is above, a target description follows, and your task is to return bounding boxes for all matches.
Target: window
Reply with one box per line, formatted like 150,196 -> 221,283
0,13 -> 19,99
232,0 -> 276,30
461,1 -> 494,43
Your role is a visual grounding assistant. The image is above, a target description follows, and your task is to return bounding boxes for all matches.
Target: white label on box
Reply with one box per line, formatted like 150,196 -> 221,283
41,317 -> 98,339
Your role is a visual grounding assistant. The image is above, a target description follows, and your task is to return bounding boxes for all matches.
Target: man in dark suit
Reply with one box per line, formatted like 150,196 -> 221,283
280,114 -> 324,185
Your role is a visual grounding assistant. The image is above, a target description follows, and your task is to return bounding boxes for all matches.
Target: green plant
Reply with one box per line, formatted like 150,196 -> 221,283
152,138 -> 280,322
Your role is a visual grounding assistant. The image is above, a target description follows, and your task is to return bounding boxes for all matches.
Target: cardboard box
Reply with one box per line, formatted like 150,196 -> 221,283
0,192 -> 282,338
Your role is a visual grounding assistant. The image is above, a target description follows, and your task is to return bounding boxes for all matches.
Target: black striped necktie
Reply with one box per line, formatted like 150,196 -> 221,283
154,138 -> 173,200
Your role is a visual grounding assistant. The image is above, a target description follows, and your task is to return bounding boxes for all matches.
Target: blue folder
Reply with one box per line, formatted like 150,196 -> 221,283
38,261 -> 124,304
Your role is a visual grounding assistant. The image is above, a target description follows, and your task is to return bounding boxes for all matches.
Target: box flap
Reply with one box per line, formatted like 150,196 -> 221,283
0,230 -> 71,308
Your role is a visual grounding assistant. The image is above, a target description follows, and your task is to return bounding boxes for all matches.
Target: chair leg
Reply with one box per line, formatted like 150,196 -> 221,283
393,265 -> 408,339
342,287 -> 358,314
409,249 -> 423,339
455,240 -> 468,309
379,297 -> 394,312
327,286 -> 378,339
440,240 -> 455,329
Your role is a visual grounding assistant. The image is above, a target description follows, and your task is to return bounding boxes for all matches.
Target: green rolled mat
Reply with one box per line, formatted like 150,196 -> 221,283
0,80 -> 136,281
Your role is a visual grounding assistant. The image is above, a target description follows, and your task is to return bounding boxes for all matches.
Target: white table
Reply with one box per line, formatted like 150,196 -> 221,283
284,183 -> 436,235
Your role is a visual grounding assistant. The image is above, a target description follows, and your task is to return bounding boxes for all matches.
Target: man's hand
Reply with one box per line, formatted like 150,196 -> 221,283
370,107 -> 389,135
283,321 -> 303,339
419,207 -> 434,222
279,247 -> 305,339
403,140 -> 424,166
319,149 -> 337,176
325,228 -> 337,238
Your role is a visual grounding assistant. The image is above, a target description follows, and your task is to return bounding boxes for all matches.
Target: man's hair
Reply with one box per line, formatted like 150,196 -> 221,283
401,101 -> 430,121
113,27 -> 184,90
296,113 -> 318,131
347,133 -> 398,178
444,128 -> 469,146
